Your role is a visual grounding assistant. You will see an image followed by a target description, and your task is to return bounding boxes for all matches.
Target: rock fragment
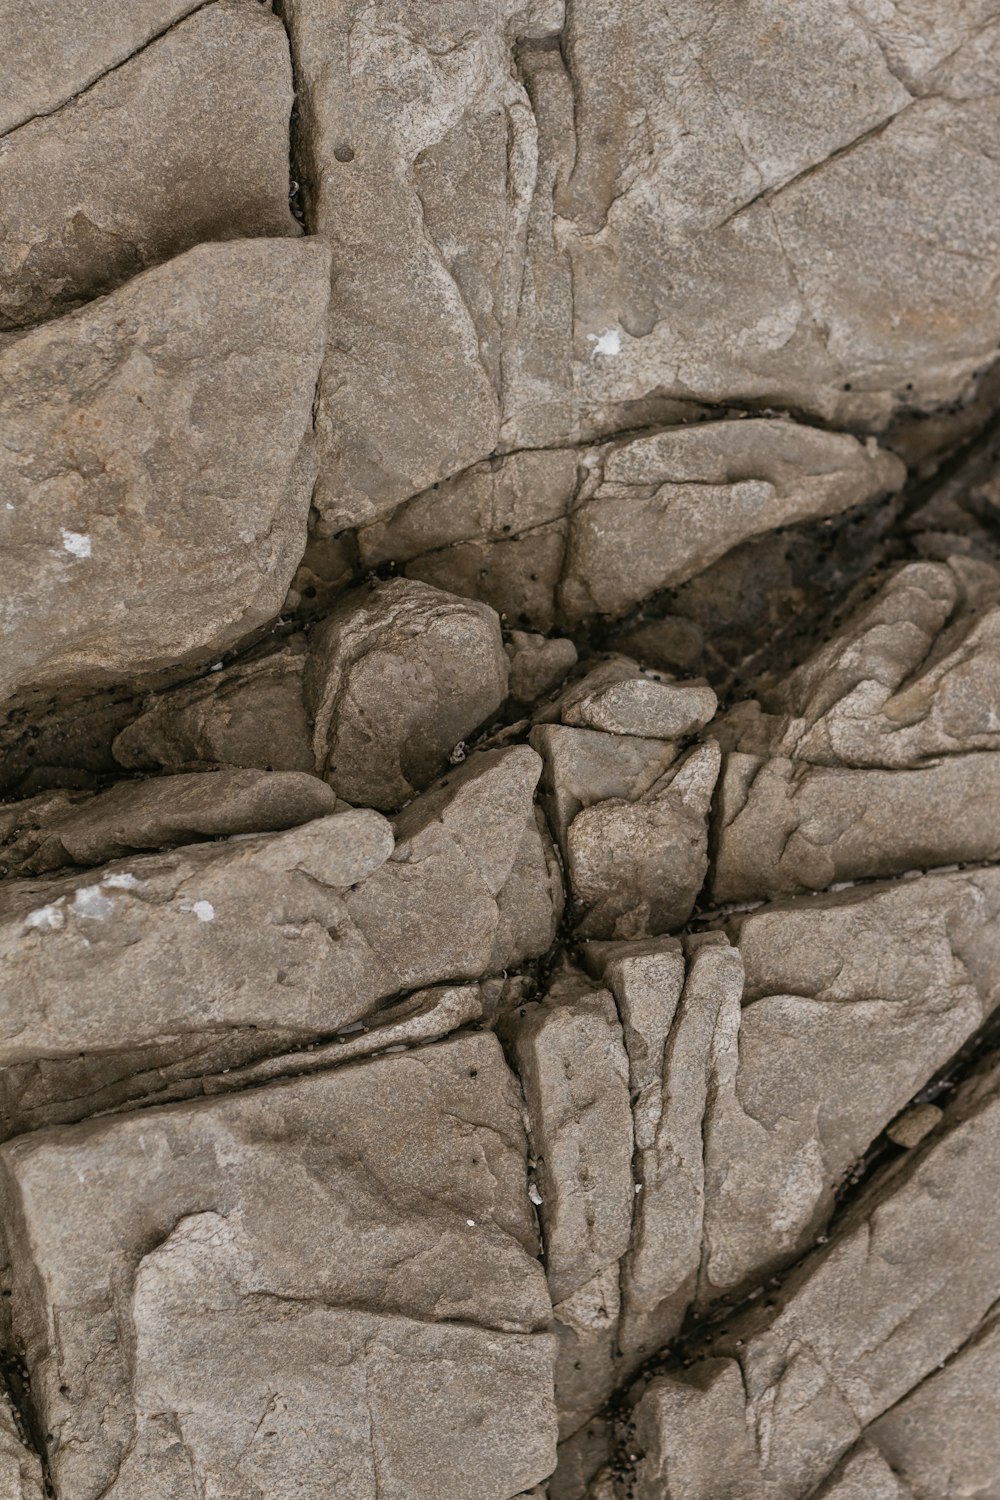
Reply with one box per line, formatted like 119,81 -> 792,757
559,422 -> 903,621
0,240 -> 331,712
0,748 -> 554,1132
112,647 -> 313,774
0,1035 -> 558,1499
0,1 -> 298,328
0,768 -> 338,875
506,631 -> 579,705
558,658 -> 717,740
304,579 -> 509,811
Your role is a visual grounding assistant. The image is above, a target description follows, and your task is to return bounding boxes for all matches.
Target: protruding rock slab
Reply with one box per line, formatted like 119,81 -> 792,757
304,579 -> 509,811
0,239 -> 331,711
0,0 -> 299,328
0,747 -> 556,1132
0,768 -> 338,875
0,1034 -> 557,1500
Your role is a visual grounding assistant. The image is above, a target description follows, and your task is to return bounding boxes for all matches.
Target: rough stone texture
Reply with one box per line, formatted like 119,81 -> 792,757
0,0 -> 204,135
0,240 -> 331,712
0,768 -> 338,875
112,646 -> 314,774
304,579 -> 509,810
0,1035 -> 558,1499
0,1385 -> 43,1500
0,1 -> 298,329
3,3 -> 1000,1495
0,747 -> 555,1134
624,1051 -> 1000,1500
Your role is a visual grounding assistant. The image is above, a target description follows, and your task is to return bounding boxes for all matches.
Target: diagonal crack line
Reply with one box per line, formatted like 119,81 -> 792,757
716,104 -> 913,231
0,0 -> 214,143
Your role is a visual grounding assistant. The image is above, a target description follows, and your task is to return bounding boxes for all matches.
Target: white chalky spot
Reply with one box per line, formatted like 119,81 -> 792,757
189,900 -> 215,922
24,903 -> 65,931
102,872 -> 138,889
71,885 -> 115,920
528,1184 -> 543,1206
588,327 -> 621,357
466,1219 -> 476,1227
61,529 -> 92,558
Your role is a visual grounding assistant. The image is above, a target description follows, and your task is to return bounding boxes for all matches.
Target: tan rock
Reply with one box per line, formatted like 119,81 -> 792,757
0,768 -> 338,875
506,631 -> 579,705
112,647 -> 313,774
0,1 -> 298,328
559,422 -> 903,621
559,658 -> 718,740
0,0 -> 202,135
304,579 -> 509,811
0,1034 -> 557,1500
0,240 -> 331,711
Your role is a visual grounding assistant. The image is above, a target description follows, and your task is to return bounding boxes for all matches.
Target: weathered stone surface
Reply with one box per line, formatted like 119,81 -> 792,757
0,768 -> 337,875
0,1035 -> 557,1499
559,658 -> 717,740
565,742 -> 719,938
354,423 -> 901,630
530,723 -> 678,848
304,579 -> 509,810
0,0 -> 202,135
501,971 -> 632,1436
0,1 -> 298,328
625,1052 -> 1000,1500
0,1385 -> 43,1500
713,749 -> 1000,901
699,870 -> 1000,1304
283,0 -> 565,529
113,646 -> 313,774
559,423 -> 903,621
867,1312 -> 1000,1499
506,631 -> 578,705
0,747 -> 553,1132
507,2 -> 1000,445
0,240 -> 330,711
813,1444 -> 913,1500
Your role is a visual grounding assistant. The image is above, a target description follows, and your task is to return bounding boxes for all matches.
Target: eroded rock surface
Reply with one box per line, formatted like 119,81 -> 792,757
2,4 -> 1000,1497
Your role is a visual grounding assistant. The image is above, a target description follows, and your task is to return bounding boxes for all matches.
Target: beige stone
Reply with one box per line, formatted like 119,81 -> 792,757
0,1 -> 298,328
304,579 -> 509,811
0,240 -> 330,711
0,1035 -> 557,1500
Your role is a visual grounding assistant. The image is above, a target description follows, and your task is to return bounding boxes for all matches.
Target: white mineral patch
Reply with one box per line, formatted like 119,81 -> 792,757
71,885 -> 115,920
588,328 -> 621,357
60,529 -> 92,558
23,902 -> 65,931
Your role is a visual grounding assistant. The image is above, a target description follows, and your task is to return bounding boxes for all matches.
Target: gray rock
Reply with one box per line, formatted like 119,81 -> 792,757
506,631 -> 579,705
0,1386 -> 43,1500
626,1050 -> 1000,1499
0,1034 -> 557,1499
0,748 -> 554,1132
500,971 -> 633,1308
530,723 -> 678,849
559,658 -> 718,740
0,240 -> 330,712
507,3 -> 1000,445
867,1312 -> 1000,1499
760,557 -> 1000,769
282,0 -> 564,530
713,750 -> 1000,901
0,1 -> 298,328
813,1444 -> 913,1500
565,741 -> 719,938
0,768 -> 338,875
304,579 -> 509,811
559,423 -> 903,621
0,0 -> 202,135
699,870 -> 1000,1304
113,647 -> 314,774
489,806 -> 565,971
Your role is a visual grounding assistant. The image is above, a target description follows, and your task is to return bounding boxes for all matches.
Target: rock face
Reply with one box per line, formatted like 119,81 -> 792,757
0,1 -> 299,328
3,5 -> 1000,1498
0,240 -> 331,712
